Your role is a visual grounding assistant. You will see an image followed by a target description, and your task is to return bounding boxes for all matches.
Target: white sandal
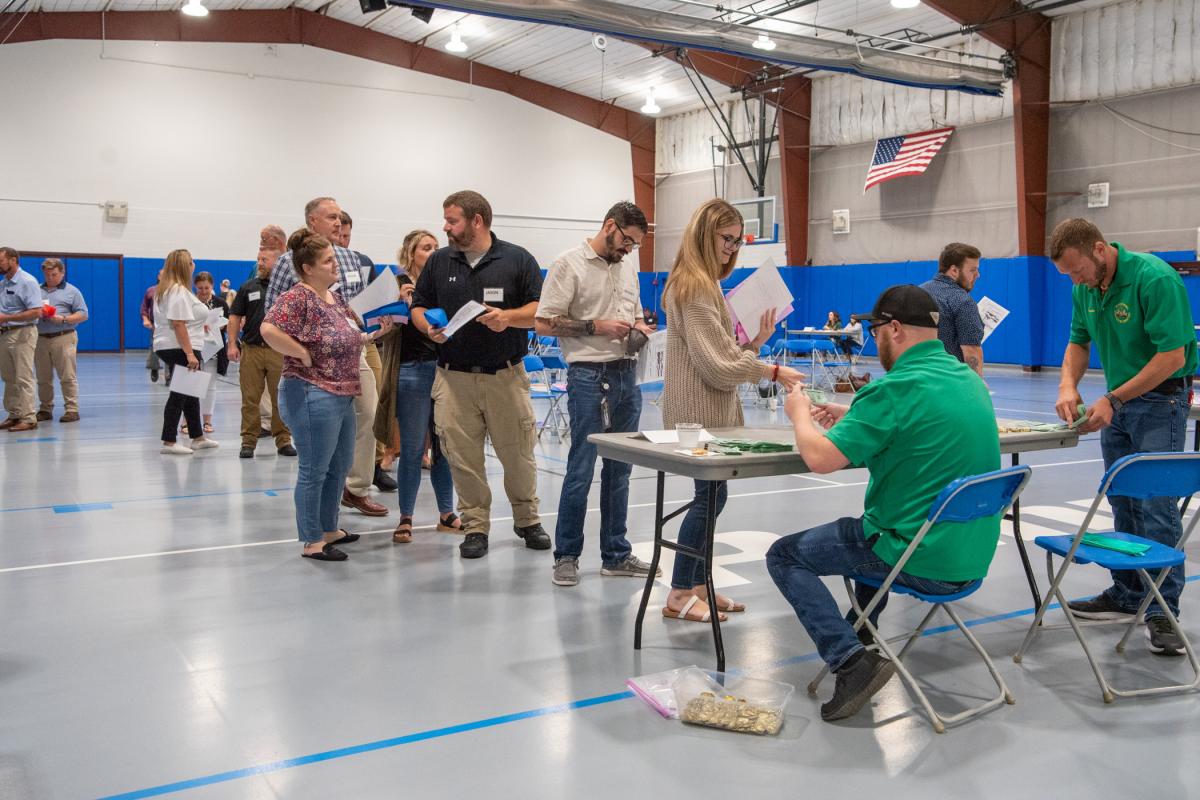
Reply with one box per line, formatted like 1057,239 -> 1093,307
662,595 -> 714,623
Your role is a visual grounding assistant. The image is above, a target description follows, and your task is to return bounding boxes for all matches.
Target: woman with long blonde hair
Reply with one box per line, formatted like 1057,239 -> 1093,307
659,199 -> 803,622
153,249 -> 219,454
375,229 -> 460,544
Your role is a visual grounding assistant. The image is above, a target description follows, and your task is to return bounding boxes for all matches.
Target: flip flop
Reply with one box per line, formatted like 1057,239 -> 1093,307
302,543 -> 348,561
329,529 -> 360,546
393,517 -> 413,544
437,512 -> 462,532
714,597 -> 746,613
662,595 -> 727,623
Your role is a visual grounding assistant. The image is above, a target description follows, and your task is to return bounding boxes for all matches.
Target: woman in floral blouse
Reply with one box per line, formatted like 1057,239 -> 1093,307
262,229 -> 392,562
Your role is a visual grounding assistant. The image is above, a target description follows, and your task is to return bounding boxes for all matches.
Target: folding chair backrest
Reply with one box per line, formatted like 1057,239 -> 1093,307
1103,452 -> 1200,500
541,354 -> 568,371
926,465 -> 1033,524
523,355 -> 546,373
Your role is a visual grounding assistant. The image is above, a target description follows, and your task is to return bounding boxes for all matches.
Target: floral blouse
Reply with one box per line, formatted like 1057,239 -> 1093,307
264,285 -> 363,396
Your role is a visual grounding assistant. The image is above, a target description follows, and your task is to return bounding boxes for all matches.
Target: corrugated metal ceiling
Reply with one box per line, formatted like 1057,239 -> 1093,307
11,0 -> 1127,114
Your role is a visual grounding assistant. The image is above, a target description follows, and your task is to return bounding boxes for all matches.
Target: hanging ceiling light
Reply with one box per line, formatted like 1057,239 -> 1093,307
640,88 -> 660,115
181,0 -> 209,16
751,32 -> 776,51
890,0 -> 920,8
445,25 -> 468,53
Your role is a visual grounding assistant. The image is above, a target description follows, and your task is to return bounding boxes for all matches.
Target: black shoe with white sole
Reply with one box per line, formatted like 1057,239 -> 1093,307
1146,617 -> 1186,657
821,649 -> 896,722
1067,594 -> 1139,621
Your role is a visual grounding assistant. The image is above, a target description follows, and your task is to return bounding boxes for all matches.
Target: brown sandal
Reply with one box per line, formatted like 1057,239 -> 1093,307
437,512 -> 462,532
393,516 -> 413,544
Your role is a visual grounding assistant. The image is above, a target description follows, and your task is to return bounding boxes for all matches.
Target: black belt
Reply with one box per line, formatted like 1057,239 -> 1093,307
572,359 -> 636,370
40,329 -> 75,339
0,325 -> 32,334
438,355 -> 522,375
1149,376 -> 1193,395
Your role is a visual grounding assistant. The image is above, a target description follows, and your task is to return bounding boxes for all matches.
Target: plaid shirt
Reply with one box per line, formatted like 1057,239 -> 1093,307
265,243 -> 367,310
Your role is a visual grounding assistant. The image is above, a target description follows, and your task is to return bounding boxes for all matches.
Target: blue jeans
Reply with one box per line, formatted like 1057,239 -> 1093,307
1099,390 -> 1190,618
767,517 -> 968,671
671,480 -> 729,589
277,378 -> 356,544
553,361 -> 641,566
395,359 -> 454,517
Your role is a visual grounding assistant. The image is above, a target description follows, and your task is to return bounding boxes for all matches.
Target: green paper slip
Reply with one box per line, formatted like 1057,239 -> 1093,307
709,439 -> 794,454
1081,534 -> 1152,556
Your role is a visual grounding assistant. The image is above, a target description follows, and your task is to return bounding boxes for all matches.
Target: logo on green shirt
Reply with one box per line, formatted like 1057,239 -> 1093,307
1114,302 -> 1131,324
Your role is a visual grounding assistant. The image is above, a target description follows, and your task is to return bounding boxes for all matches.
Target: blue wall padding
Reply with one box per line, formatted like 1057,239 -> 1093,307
635,249 -> 1200,368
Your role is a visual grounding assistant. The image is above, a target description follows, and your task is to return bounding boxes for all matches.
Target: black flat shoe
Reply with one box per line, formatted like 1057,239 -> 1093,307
302,543 -> 348,561
329,530 -> 360,546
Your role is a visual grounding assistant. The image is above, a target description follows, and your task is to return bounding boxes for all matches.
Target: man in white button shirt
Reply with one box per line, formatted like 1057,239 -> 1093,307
535,202 -> 660,587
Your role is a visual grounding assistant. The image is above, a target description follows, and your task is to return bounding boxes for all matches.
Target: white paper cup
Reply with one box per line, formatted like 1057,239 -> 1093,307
676,423 -> 702,450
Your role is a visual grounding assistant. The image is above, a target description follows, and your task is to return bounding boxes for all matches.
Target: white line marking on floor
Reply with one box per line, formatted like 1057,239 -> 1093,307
788,473 -> 845,486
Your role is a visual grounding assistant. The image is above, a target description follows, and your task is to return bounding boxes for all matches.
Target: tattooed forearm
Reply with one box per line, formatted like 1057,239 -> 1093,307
541,316 -> 589,337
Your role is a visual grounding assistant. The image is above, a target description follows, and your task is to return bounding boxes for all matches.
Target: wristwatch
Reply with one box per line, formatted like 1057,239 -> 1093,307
584,320 -> 596,336
1103,391 -> 1124,412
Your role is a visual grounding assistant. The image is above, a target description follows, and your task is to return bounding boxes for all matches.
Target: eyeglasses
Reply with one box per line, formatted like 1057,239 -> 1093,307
867,321 -> 892,340
617,226 -> 642,251
718,233 -> 744,251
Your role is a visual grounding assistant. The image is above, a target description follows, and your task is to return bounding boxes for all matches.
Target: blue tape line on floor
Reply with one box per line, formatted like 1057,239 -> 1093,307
95,691 -> 635,800
0,486 -> 295,514
52,503 -> 115,514
8,436 -> 58,443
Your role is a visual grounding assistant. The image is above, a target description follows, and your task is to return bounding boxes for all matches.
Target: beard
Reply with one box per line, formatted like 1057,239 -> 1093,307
878,334 -> 896,372
1089,252 -> 1108,287
448,227 -> 475,251
600,230 -> 627,264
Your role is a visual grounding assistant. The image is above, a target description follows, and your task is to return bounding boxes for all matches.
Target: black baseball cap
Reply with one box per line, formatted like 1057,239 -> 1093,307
852,285 -> 940,328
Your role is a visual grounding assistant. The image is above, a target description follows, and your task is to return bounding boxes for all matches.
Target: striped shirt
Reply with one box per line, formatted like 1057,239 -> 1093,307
265,244 -> 366,310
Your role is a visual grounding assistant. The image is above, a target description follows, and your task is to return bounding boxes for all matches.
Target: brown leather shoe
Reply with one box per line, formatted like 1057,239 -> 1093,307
341,488 -> 388,517
8,421 -> 38,432
0,418 -> 16,430
59,412 -> 80,423
36,411 -> 53,422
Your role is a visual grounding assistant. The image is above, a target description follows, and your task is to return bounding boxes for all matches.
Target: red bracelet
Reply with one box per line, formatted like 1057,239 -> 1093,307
772,364 -> 779,382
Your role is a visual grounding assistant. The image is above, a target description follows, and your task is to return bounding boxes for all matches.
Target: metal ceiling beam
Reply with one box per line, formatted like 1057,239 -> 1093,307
922,0 -> 1052,256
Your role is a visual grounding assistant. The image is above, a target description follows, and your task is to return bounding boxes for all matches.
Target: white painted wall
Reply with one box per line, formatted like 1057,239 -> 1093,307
0,39 -> 634,265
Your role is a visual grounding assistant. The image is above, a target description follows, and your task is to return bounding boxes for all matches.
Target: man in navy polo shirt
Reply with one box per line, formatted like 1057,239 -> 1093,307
920,242 -> 985,377
411,190 -> 549,560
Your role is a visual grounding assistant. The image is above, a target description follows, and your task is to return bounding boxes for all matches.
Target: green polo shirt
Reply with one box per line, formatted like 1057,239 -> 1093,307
1068,243 -> 1197,391
825,339 -> 1001,581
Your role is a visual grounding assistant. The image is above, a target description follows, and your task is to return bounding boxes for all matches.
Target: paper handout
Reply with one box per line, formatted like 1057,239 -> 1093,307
441,300 -> 488,338
638,429 -> 716,444
168,368 -> 212,399
348,270 -> 401,318
977,296 -> 1010,343
635,330 -> 667,385
725,259 -> 794,345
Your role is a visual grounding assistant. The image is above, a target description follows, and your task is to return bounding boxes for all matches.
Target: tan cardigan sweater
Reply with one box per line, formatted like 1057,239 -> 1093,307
660,289 -> 764,430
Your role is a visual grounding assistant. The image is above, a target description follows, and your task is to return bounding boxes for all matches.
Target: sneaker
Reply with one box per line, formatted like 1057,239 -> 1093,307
601,554 -> 661,578
821,649 -> 896,722
552,557 -> 580,586
190,438 -> 220,450
239,446 -> 255,459
1067,594 -> 1139,621
150,368 -> 159,383
161,443 -> 193,455
514,523 -> 551,550
35,411 -> 52,422
460,532 -> 489,559
373,464 -> 397,492
1146,617 -> 1186,657
278,444 -> 297,457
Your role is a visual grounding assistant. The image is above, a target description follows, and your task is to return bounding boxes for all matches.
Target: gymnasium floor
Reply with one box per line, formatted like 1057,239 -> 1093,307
1,354 -> 1196,800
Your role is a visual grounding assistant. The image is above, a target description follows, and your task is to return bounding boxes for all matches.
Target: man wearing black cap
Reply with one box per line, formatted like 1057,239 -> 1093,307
766,285 -> 1000,723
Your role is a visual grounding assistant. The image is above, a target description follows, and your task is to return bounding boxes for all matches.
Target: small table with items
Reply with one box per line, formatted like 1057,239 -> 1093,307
591,422 -> 1079,671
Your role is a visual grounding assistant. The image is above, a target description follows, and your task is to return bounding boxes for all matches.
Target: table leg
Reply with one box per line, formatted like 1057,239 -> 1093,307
701,480 -> 725,673
634,471 -> 667,651
1006,452 -> 1043,608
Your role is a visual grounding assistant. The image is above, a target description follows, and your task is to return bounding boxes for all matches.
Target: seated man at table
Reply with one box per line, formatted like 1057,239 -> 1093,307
766,285 -> 1000,723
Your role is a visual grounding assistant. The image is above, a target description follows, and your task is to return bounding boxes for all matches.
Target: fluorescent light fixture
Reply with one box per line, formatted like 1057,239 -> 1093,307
752,32 -> 776,51
445,25 -> 468,53
891,0 -> 920,8
181,0 -> 208,16
641,88 -> 660,115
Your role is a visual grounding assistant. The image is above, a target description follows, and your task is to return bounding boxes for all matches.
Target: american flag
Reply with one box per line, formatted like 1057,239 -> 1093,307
863,127 -> 954,192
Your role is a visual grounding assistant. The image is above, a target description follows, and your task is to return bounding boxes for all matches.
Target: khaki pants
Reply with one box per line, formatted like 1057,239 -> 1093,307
345,348 -> 379,498
35,330 -> 79,413
0,325 -> 38,423
363,340 -> 386,463
432,364 -> 540,534
239,343 -> 290,448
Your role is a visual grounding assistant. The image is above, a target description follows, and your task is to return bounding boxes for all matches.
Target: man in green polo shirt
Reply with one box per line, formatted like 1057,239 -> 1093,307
1051,218 -> 1196,656
767,285 -> 1000,722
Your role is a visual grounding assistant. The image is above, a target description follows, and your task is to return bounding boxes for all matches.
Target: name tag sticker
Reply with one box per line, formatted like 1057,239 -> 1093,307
483,287 -> 503,303
248,291 -> 261,301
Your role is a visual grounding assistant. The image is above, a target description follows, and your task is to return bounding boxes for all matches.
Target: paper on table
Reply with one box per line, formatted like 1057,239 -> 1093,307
441,300 -> 488,338
725,259 -> 794,345
635,330 -> 667,385
977,296 -> 1010,343
168,367 -> 212,399
348,270 -> 401,318
639,429 -> 716,444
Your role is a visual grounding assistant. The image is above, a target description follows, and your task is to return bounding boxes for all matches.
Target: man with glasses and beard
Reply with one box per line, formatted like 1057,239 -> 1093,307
535,202 -> 660,587
920,242 -> 985,377
410,190 -> 549,560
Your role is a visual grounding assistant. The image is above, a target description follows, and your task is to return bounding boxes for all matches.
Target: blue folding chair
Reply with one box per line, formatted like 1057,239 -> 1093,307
523,355 -> 568,440
1013,452 -> 1200,701
807,465 -> 1033,732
